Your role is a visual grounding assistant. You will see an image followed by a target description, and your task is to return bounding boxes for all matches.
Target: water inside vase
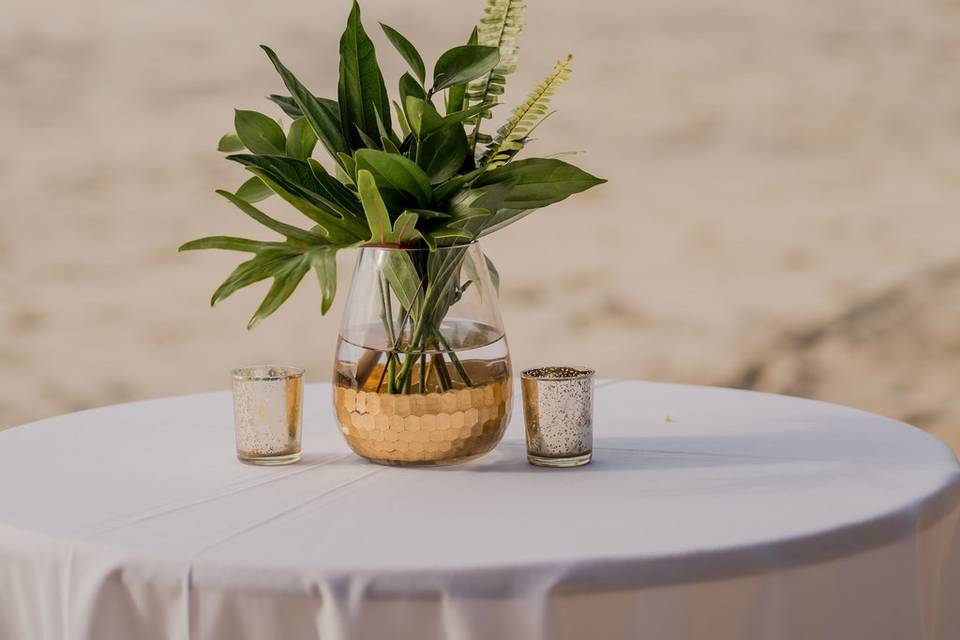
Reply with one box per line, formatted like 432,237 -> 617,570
334,320 -> 510,394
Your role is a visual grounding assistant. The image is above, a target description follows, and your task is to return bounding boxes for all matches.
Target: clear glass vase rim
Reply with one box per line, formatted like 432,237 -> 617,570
357,241 -> 479,254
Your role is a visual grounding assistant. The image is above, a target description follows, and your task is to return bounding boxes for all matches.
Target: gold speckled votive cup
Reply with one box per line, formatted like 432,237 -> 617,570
232,365 -> 303,465
521,367 -> 594,468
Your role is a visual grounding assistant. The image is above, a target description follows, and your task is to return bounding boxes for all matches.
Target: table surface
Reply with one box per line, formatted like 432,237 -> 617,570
1,379 -> 957,587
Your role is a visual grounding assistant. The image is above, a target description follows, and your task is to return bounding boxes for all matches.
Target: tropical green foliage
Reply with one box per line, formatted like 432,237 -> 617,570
180,0 -> 605,328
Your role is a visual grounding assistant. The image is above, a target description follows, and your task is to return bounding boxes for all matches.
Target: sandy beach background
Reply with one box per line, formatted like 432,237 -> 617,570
1,0 -> 958,453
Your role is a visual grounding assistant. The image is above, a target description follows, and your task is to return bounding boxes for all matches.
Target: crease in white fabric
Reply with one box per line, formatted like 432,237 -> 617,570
69,553 -> 117,639
347,573 -> 374,639
432,564 -> 567,640
529,566 -> 568,640
79,453 -> 356,538
180,562 -> 194,640
176,467 -> 388,640
190,465 -> 387,559
60,543 -> 74,640
441,581 -> 470,640
316,574 -> 355,640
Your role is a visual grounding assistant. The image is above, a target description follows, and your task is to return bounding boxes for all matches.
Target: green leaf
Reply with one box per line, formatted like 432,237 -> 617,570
196,239 -> 338,325
261,46 -> 348,159
435,102 -> 497,133
399,73 -> 427,103
380,23 -> 425,84
266,94 -> 302,119
178,236 -> 286,253
336,153 -> 357,185
448,209 -> 491,228
227,154 -> 367,242
381,136 -> 400,155
355,126 -> 382,150
421,226 -> 475,250
407,96 -> 450,140
373,106 -> 398,147
399,74 -> 427,134
406,208 -> 451,219
404,96 -> 426,138
448,181 -> 505,216
248,257 -> 311,329
407,98 -> 494,141
354,149 -> 432,208
234,110 -> 286,155
472,158 -> 605,210
217,132 -> 244,152
445,27 -> 479,115
445,84 -> 467,116
310,249 -> 338,314
357,169 -> 391,244
406,98 -> 466,187
215,189 -> 325,247
389,211 -> 420,245
432,45 -> 500,92
432,167 -> 485,203
211,247 -> 299,307
393,101 -> 410,137
286,117 -> 318,160
381,250 -> 423,314
446,181 -> 525,238
231,155 -> 334,215
485,254 -> 500,292
235,176 -> 273,203
336,164 -> 355,187
418,229 -> 437,251
306,159 -> 366,220
307,158 -> 367,232
418,123 -> 469,184
477,208 -> 534,237
238,177 -> 358,246
338,1 -> 391,151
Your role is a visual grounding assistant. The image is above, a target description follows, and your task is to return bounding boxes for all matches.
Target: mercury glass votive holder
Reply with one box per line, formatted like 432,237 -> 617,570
232,365 -> 304,465
521,366 -> 594,468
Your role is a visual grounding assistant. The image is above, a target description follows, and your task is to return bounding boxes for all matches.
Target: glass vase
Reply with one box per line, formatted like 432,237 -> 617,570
333,243 -> 512,466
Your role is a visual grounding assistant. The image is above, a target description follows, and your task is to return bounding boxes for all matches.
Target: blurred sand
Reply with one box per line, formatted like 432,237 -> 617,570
1,0 -> 958,451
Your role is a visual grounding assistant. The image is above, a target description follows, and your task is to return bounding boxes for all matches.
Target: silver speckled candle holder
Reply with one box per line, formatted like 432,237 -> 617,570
232,365 -> 303,465
521,366 -> 594,468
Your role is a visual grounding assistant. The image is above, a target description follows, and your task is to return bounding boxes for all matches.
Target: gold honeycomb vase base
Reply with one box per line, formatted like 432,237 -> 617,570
333,375 -> 513,466
361,450 -> 496,467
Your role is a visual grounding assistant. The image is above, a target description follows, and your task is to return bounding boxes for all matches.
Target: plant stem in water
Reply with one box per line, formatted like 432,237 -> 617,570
393,321 -> 428,391
419,352 -> 427,393
434,330 -> 474,387
376,275 -> 400,393
433,353 -> 452,391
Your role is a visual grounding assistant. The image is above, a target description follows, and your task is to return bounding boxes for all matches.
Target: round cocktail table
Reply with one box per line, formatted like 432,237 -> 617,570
1,381 -> 958,639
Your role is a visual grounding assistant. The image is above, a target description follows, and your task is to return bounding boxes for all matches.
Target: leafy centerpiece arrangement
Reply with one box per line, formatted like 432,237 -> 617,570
181,0 -> 605,465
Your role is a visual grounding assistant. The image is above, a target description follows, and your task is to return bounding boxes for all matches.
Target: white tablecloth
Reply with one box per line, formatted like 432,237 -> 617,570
1,381 -> 958,640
